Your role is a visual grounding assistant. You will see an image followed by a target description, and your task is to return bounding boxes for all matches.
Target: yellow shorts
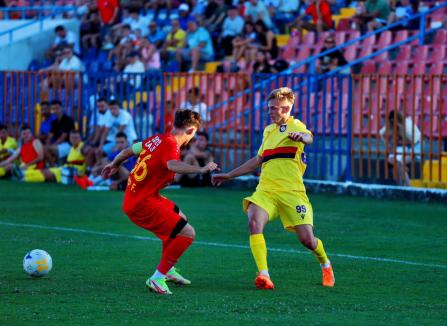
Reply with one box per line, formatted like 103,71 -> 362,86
243,190 -> 313,232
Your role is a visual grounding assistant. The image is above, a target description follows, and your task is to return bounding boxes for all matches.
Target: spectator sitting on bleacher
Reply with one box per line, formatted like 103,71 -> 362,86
203,0 -> 228,34
47,25 -> 80,60
180,87 -> 209,123
98,99 -> 137,156
0,124 -> 18,168
160,18 -> 186,63
126,9 -> 149,37
0,124 -> 44,181
147,21 -> 166,49
57,46 -> 84,72
140,38 -> 161,71
252,19 -> 279,60
387,0 -> 418,28
40,129 -> 87,183
220,5 -> 244,57
83,131 -> 137,190
118,24 -> 137,45
252,50 -> 274,73
122,51 -> 145,88
232,21 -> 257,62
317,34 -> 348,74
174,131 -> 213,187
178,3 -> 195,30
80,7 -> 102,50
38,101 -> 56,143
44,100 -> 75,166
292,0 -> 333,34
244,0 -> 274,30
176,19 -> 214,72
379,110 -> 421,187
354,0 -> 391,33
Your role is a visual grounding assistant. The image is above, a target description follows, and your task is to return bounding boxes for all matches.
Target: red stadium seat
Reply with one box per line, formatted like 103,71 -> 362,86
343,45 -> 358,61
377,61 -> 392,74
376,31 -> 392,49
304,32 -> 316,46
396,45 -> 412,61
337,18 -> 351,31
433,29 -> 447,45
413,61 -> 427,74
359,45 -> 374,59
414,45 -> 429,61
430,45 -> 446,63
360,61 -> 376,74
373,51 -> 389,61
335,32 -> 346,45
395,61 -> 410,74
361,35 -> 375,47
394,30 -> 409,44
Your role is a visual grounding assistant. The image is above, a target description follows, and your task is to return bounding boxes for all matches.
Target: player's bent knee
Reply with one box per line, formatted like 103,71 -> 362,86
177,222 -> 195,239
248,217 -> 264,234
299,237 -> 316,250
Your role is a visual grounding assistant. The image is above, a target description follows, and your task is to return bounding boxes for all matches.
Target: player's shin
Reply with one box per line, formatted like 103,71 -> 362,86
157,235 -> 194,274
312,238 -> 330,266
249,234 -> 269,275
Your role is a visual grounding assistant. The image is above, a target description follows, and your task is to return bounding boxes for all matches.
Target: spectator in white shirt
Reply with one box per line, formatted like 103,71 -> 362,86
123,51 -> 145,89
179,87 -> 209,124
244,0 -> 274,29
58,47 -> 84,72
47,25 -> 80,60
220,5 -> 244,57
99,99 -> 138,155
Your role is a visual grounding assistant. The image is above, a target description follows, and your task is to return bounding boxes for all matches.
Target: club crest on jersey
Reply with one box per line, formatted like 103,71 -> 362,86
301,152 -> 307,164
279,125 -> 287,132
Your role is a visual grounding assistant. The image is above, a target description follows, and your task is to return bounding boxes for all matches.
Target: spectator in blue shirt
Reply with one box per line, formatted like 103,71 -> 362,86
39,101 -> 56,143
220,5 -> 244,56
176,19 -> 214,72
147,21 -> 166,49
178,3 -> 196,30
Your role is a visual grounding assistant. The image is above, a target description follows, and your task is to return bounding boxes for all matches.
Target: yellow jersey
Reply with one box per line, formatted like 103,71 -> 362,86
66,142 -> 86,174
257,116 -> 312,192
0,136 -> 18,161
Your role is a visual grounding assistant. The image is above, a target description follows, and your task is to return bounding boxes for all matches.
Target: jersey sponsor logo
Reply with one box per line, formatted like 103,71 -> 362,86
144,136 -> 162,152
279,124 -> 287,132
301,152 -> 307,164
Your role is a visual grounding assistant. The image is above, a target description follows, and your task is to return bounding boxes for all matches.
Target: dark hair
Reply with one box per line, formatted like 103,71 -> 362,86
70,129 -> 80,134
122,24 -> 131,30
0,123 -> 6,130
55,25 -> 65,32
50,99 -> 62,106
189,87 -> 200,96
174,109 -> 202,130
116,131 -> 127,139
21,124 -> 31,131
97,97 -> 107,103
255,19 -> 267,32
40,101 -> 50,106
196,131 -> 209,141
108,99 -> 120,106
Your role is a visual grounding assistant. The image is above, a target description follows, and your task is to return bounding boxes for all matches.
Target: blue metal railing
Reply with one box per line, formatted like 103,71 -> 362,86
0,6 -> 76,44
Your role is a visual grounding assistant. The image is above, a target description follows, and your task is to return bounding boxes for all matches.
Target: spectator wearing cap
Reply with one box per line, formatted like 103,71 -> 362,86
123,51 -> 145,89
292,0 -> 333,34
220,5 -> 244,57
244,0 -> 274,29
178,3 -> 195,30
147,21 -> 166,49
161,18 -> 186,63
176,19 -> 214,72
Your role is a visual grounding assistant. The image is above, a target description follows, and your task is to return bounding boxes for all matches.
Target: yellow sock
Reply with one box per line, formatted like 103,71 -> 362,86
249,234 -> 268,272
312,238 -> 329,265
24,169 -> 45,182
0,167 -> 5,177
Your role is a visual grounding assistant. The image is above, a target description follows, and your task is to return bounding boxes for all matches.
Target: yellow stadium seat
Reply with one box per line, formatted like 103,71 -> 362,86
276,34 -> 290,47
422,156 -> 447,183
205,61 -> 220,73
34,104 -> 41,134
340,8 -> 356,17
409,179 -> 424,188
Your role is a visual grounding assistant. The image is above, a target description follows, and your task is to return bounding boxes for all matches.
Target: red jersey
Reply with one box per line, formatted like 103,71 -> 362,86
123,134 -> 180,214
20,139 -> 44,169
97,0 -> 119,25
305,1 -> 333,28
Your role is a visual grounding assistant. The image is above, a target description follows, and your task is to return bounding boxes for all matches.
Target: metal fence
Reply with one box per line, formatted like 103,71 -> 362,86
0,71 -> 446,187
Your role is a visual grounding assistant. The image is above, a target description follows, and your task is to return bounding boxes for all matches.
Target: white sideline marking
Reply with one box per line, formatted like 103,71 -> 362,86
1,220 -> 446,270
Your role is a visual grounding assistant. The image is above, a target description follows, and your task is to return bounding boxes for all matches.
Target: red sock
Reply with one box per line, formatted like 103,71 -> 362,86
157,236 -> 193,274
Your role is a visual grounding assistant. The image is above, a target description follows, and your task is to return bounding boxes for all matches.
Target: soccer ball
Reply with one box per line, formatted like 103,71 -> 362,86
23,249 -> 53,277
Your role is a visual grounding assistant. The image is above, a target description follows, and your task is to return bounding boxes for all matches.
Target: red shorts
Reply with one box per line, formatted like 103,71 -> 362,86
124,196 -> 185,241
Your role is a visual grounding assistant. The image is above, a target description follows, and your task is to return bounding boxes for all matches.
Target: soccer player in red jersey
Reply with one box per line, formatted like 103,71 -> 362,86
102,109 -> 218,294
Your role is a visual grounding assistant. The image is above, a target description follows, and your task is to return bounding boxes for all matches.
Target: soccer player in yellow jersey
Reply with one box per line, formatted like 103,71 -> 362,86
212,87 -> 335,289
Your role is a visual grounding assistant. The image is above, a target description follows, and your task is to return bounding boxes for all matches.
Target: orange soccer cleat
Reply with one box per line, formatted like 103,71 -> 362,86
322,264 -> 335,287
255,274 -> 275,290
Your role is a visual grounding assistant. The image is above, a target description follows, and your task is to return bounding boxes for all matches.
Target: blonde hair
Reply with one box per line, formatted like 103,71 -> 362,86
267,87 -> 295,105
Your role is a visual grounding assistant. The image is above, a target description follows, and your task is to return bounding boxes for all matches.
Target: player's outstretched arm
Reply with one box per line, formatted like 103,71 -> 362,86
167,160 -> 219,174
212,155 -> 262,186
101,148 -> 135,178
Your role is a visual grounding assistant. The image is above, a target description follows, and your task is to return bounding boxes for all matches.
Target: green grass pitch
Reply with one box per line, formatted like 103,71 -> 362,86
1,180 -> 446,325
